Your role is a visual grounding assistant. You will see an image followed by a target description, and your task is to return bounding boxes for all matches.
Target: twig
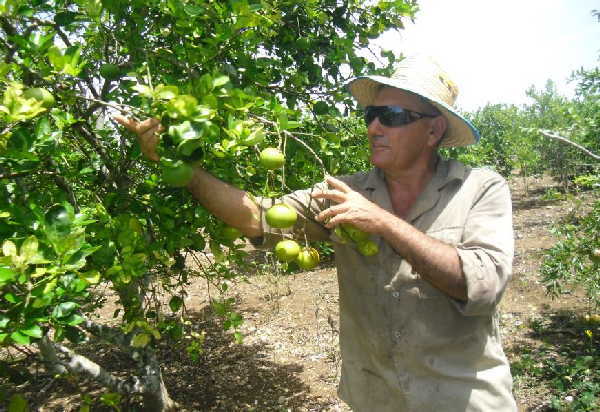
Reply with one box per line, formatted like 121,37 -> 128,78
539,130 -> 600,161
250,114 -> 329,178
0,170 -> 54,180
75,95 -> 146,119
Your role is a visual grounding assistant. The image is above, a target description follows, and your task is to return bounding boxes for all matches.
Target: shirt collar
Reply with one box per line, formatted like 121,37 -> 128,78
361,156 -> 466,193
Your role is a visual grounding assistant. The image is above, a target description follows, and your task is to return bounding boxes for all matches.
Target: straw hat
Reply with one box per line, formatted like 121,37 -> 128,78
346,55 -> 480,147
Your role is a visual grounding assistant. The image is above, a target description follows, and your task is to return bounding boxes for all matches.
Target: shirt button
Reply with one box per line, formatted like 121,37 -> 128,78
392,292 -> 400,298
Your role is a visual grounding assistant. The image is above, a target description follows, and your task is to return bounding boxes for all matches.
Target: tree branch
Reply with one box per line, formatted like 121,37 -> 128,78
539,130 -> 600,161
51,340 -> 147,395
80,319 -> 132,348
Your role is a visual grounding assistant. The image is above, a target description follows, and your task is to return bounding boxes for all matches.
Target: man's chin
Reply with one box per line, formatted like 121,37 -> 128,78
370,155 -> 390,170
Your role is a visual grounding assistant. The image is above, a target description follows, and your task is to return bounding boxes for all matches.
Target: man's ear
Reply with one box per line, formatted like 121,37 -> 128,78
428,116 -> 448,147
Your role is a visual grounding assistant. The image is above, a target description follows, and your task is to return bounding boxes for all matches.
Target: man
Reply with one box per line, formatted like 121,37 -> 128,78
116,55 -> 517,411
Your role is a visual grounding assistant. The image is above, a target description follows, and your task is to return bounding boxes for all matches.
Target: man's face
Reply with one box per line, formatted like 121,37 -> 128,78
367,87 -> 441,174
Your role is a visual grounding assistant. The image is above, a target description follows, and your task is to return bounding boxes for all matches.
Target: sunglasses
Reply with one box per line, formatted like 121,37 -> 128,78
364,105 -> 438,127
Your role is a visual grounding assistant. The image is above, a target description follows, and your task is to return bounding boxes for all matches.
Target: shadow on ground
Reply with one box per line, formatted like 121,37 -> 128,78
1,305 -> 335,411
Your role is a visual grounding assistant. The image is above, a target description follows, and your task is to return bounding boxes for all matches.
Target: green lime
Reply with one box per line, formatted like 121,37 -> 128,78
274,239 -> 300,262
341,223 -> 369,243
296,247 -> 320,270
357,239 -> 379,257
265,203 -> 297,229
222,226 -> 242,242
259,147 -> 285,169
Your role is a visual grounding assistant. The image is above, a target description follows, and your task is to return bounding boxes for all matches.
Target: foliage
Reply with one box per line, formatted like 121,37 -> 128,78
540,197 -> 600,310
509,314 -> 600,412
0,0 -> 418,407
443,103 -> 523,177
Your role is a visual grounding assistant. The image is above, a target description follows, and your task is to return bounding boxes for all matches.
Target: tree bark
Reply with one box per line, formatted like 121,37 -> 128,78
539,130 -> 600,161
37,334 -> 179,411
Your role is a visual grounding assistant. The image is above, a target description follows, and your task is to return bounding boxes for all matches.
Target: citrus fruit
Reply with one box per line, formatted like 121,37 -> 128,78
357,239 -> 379,257
100,63 -> 122,80
341,223 -> 369,243
23,87 -> 55,108
296,247 -> 320,270
333,225 -> 351,244
265,203 -> 297,229
160,161 -> 194,187
222,226 -> 242,242
259,147 -> 285,169
274,239 -> 300,262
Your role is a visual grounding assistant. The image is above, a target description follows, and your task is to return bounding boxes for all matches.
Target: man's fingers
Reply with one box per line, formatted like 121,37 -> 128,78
137,118 -> 163,135
113,114 -> 137,132
326,176 -> 351,193
311,189 -> 346,204
113,115 -> 162,136
316,204 -> 348,223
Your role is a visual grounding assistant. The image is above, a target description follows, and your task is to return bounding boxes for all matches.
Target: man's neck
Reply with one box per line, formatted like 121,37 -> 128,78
384,154 -> 438,192
383,155 -> 439,217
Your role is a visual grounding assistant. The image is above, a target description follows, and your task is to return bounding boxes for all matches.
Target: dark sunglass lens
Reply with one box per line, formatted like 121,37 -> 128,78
364,106 -> 417,127
380,106 -> 409,127
364,106 -> 379,125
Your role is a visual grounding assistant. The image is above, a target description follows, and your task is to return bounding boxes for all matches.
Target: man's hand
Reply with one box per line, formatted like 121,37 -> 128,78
312,176 -> 390,234
113,115 -> 163,162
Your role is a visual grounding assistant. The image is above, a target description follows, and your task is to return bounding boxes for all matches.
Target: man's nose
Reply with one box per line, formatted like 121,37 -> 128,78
367,116 -> 385,138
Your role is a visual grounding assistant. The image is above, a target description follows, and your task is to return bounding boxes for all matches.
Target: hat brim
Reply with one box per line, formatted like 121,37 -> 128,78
347,76 -> 480,148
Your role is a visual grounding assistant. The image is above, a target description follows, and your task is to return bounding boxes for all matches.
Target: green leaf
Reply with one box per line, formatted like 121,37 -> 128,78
168,296 -> 183,312
4,293 -> 19,304
132,84 -> 154,97
154,84 -> 179,100
32,295 -> 53,309
131,332 -> 151,348
166,95 -> 199,119
8,393 -> 29,412
0,267 -> 16,282
78,270 -> 101,285
10,331 -> 30,345
100,392 -> 121,407
212,75 -> 229,88
2,240 -> 17,257
183,3 -> 204,16
65,314 -> 85,326
20,324 -> 43,338
20,235 -> 38,263
52,301 -> 78,319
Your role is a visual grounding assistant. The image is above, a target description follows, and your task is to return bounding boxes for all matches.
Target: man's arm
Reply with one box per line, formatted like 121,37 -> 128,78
113,115 -> 262,238
374,210 -> 466,301
186,168 -> 262,238
313,176 -> 467,301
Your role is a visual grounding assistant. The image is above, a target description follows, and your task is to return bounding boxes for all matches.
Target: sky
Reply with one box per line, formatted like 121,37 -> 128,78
374,0 -> 600,111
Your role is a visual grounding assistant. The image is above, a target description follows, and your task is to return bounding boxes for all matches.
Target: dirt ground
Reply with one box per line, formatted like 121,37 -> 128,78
3,174 -> 598,411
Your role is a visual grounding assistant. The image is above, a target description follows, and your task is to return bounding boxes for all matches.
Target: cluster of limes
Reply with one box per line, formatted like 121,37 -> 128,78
258,147 -> 379,268
265,202 -> 322,270
334,224 -> 379,256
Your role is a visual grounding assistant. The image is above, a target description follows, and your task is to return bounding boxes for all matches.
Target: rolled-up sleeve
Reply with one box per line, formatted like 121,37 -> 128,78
249,181 -> 332,249
454,176 -> 514,316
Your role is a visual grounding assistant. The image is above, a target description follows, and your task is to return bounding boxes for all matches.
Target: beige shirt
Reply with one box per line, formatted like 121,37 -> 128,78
252,157 -> 517,412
